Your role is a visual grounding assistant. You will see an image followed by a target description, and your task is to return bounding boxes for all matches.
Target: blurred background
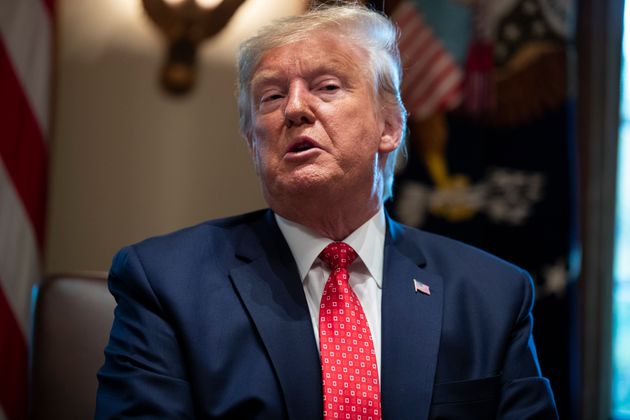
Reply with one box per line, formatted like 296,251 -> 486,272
0,0 -> 628,419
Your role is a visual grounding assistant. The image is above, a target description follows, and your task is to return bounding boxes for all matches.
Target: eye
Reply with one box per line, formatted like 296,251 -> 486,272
319,83 -> 340,92
261,93 -> 284,103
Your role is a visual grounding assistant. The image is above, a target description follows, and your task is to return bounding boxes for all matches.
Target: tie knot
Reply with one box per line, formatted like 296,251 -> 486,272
319,242 -> 358,270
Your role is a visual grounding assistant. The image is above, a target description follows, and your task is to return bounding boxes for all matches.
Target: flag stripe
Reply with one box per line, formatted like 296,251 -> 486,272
0,0 -> 52,137
0,161 -> 42,334
400,28 -> 434,69
436,81 -> 464,112
397,10 -> 430,53
402,44 -> 444,92
411,69 -> 463,118
0,284 -> 28,420
392,1 -> 417,34
407,57 -> 461,107
393,1 -> 463,118
400,30 -> 433,72
0,39 -> 48,247
0,0 -> 50,418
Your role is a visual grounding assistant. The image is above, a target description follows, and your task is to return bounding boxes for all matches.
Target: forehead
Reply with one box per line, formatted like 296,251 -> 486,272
250,32 -> 369,85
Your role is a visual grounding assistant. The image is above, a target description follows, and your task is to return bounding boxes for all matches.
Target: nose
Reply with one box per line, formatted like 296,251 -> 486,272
284,81 -> 315,128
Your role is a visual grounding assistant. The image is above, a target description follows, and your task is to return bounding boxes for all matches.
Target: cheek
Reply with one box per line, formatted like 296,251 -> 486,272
250,138 -> 279,177
252,119 -> 282,149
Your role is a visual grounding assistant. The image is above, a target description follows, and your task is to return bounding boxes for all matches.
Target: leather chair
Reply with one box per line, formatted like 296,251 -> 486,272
30,273 -> 114,420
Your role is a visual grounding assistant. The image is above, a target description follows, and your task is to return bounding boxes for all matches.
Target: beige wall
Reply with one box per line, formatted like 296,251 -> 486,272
45,0 -> 303,274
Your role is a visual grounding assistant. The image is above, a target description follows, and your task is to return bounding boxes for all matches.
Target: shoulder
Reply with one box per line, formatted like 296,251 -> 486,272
391,219 -> 524,272
110,209 -> 271,275
390,218 -> 533,301
130,208 -> 268,251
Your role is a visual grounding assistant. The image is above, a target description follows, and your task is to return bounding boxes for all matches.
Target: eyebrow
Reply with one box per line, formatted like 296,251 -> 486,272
251,60 -> 357,91
250,71 -> 286,91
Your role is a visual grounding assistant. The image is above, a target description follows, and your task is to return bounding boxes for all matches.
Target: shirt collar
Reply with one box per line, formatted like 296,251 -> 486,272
275,208 -> 386,288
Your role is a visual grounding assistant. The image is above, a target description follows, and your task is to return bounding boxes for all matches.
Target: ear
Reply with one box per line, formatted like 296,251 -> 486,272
378,108 -> 403,153
243,125 -> 258,154
245,133 -> 264,176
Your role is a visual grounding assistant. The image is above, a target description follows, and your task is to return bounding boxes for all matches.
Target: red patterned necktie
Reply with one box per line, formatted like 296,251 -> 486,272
318,242 -> 381,420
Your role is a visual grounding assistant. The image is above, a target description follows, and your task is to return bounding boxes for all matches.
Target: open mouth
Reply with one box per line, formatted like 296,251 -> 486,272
291,141 -> 315,153
287,137 -> 319,154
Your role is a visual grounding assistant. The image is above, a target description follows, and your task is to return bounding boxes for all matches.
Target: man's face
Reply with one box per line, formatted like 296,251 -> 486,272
247,32 -> 400,207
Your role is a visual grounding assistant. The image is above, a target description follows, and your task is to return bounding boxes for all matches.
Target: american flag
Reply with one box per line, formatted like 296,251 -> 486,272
0,0 -> 53,418
413,279 -> 431,296
392,0 -> 463,120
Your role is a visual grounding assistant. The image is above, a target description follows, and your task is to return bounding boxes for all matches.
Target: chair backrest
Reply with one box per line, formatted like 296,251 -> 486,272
30,273 -> 114,420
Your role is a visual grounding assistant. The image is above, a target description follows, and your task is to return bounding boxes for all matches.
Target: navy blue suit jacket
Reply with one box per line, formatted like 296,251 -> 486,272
96,209 -> 557,419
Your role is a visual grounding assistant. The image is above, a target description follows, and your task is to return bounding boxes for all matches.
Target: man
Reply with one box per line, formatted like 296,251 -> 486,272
96,3 -> 558,419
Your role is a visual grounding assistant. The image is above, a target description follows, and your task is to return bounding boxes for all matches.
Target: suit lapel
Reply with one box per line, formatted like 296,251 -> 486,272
229,211 -> 323,420
380,217 -> 444,420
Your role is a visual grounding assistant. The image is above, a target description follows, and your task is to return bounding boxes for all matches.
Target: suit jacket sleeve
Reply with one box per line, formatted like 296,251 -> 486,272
498,269 -> 558,419
95,246 -> 196,419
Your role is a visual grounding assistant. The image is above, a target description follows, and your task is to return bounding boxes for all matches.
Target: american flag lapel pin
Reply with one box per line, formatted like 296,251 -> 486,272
413,279 -> 431,296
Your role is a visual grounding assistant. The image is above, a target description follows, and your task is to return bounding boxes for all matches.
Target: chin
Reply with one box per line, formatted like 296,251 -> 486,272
273,171 -> 335,198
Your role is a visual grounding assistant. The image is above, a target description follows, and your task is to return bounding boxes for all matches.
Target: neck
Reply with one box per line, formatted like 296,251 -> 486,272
269,189 -> 382,240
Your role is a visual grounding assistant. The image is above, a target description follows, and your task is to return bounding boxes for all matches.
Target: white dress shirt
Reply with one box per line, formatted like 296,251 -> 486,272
275,208 -> 386,376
